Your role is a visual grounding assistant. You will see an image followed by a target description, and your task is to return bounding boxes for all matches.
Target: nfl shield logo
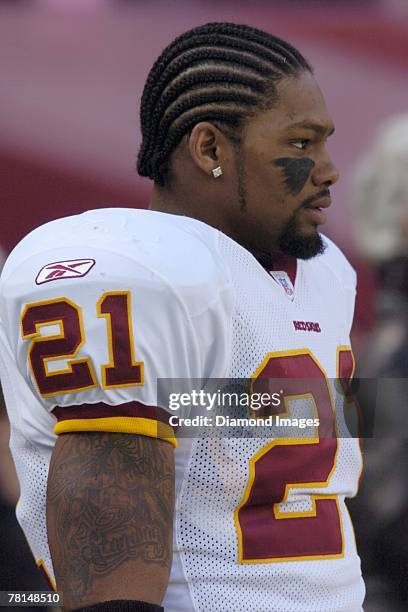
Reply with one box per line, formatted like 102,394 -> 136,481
269,271 -> 295,301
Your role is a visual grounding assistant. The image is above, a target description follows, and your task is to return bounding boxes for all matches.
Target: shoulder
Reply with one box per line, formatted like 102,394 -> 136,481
306,234 -> 356,291
1,209 -> 232,318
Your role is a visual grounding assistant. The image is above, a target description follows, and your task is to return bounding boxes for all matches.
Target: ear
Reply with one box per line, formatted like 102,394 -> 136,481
188,122 -> 227,177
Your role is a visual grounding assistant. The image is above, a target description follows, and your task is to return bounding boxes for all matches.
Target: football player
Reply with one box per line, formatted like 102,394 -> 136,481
0,23 -> 364,612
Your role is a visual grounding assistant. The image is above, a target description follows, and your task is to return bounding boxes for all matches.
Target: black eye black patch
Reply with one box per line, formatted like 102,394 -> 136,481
273,158 -> 315,195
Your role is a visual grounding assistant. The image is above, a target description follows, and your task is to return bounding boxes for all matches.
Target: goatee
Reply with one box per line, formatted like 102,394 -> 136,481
278,212 -> 326,259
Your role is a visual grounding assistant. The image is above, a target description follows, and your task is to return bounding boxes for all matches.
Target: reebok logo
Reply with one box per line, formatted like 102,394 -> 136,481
36,259 -> 96,285
293,320 -> 321,333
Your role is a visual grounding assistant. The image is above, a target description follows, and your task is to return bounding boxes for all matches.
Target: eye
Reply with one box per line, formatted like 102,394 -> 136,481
291,139 -> 310,150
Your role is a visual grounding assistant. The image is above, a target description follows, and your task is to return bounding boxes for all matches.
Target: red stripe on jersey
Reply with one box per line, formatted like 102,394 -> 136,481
52,401 -> 171,425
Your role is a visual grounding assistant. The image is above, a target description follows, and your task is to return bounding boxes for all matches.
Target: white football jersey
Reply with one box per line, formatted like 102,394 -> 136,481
0,209 -> 364,611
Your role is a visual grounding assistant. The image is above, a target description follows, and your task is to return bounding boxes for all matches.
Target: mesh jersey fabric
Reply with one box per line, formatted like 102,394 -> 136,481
0,209 -> 364,611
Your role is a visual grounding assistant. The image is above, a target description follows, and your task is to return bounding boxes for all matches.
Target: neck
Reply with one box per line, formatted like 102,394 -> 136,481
148,184 -> 235,237
148,185 -> 281,258
149,185 -> 189,216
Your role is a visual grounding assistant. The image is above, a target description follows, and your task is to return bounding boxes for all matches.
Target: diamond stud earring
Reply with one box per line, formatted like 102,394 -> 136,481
212,166 -> 223,178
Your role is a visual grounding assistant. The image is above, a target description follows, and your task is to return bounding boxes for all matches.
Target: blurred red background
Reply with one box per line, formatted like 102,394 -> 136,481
1,0 -> 408,335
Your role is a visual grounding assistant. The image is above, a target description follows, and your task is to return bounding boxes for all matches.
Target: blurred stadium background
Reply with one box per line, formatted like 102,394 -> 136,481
0,0 -> 407,610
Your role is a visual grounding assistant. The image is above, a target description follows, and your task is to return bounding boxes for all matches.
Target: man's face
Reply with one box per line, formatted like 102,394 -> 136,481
231,71 -> 339,259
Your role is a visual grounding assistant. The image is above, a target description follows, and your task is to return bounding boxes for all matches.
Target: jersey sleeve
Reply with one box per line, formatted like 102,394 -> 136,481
0,243 -> 230,447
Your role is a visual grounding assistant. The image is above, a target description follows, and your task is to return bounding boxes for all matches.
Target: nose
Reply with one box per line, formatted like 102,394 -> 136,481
312,151 -> 340,188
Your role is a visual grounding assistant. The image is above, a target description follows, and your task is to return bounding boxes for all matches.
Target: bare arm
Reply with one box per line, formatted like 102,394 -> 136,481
46,432 -> 175,611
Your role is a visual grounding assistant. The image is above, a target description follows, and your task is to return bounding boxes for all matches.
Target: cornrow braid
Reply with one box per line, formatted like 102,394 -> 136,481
137,22 -> 312,185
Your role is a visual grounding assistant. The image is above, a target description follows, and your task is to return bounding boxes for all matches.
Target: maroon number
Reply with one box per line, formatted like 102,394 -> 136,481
97,291 -> 144,388
236,350 -> 343,563
20,298 -> 96,396
338,346 -> 364,468
337,345 -> 354,395
21,292 -> 144,396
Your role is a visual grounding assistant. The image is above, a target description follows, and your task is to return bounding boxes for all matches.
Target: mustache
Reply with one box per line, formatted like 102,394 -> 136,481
301,189 -> 330,208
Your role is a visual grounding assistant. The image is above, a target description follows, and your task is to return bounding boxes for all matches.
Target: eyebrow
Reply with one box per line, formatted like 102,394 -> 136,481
286,121 -> 335,137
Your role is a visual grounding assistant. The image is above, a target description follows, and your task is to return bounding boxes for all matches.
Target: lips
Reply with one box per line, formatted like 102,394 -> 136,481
304,196 -> 331,210
300,191 -> 331,225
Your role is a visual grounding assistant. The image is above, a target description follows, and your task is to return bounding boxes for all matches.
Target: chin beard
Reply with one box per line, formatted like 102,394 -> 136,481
278,214 -> 326,259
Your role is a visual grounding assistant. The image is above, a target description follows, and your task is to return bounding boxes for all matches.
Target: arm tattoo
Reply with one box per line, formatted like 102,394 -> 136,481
47,433 -> 174,602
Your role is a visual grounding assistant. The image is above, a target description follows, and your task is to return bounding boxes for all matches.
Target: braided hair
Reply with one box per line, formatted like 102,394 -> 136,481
137,22 -> 312,185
